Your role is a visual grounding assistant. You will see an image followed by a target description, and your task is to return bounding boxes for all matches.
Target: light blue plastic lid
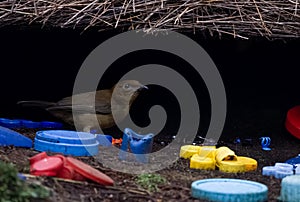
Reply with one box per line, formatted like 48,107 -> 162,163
34,130 -> 99,156
0,126 -> 32,148
280,175 -> 300,202
191,178 -> 268,202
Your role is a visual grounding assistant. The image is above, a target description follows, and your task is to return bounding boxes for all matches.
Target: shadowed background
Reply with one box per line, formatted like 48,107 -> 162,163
0,26 -> 299,141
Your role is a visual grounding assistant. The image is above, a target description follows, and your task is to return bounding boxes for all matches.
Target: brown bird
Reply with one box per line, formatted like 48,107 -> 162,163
18,80 -> 148,132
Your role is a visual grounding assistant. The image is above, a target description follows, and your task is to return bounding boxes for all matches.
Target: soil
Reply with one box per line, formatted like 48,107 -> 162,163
1,106 -> 300,202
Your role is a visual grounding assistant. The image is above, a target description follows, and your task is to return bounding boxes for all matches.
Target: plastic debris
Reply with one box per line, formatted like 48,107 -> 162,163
0,126 -> 32,148
112,138 -> 122,145
30,152 -> 114,185
262,163 -> 294,179
0,118 -> 63,129
286,154 -> 300,167
191,178 -> 268,202
260,137 -> 271,151
279,175 -> 300,202
285,105 -> 300,139
34,130 -> 99,156
180,145 -> 257,172
119,128 -> 153,163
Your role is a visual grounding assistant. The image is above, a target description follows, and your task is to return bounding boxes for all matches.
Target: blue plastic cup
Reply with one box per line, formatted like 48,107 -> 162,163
119,128 -> 154,163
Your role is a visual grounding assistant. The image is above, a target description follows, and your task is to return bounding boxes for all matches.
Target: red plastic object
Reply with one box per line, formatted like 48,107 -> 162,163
29,152 -> 48,164
30,156 -> 63,176
66,157 -> 114,186
30,153 -> 113,185
286,106 -> 300,139
53,154 -> 86,181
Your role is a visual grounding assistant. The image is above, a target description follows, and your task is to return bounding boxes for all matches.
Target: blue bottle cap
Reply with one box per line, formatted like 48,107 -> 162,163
0,126 -> 32,148
34,130 -> 99,156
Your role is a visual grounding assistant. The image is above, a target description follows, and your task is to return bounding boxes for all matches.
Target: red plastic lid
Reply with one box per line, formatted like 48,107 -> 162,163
31,156 -> 63,176
30,152 -> 48,164
66,157 -> 114,186
286,106 -> 300,139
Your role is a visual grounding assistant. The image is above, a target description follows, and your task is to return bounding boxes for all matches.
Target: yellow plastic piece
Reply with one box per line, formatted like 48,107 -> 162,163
237,156 -> 258,172
180,145 -> 201,159
215,146 -> 237,163
198,146 -> 216,158
217,156 -> 258,173
190,154 -> 215,170
217,160 -> 245,173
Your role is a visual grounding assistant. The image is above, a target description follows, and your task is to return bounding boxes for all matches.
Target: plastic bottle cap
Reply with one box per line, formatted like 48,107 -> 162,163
262,166 -> 277,176
66,157 -> 114,186
275,170 -> 294,179
275,163 -> 294,171
191,178 -> 268,202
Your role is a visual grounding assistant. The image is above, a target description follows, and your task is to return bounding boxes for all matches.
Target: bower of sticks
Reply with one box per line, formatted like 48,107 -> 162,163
0,0 -> 299,39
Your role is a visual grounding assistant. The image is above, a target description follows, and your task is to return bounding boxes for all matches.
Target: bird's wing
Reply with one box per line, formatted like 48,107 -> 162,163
51,90 -> 112,114
47,104 -> 111,115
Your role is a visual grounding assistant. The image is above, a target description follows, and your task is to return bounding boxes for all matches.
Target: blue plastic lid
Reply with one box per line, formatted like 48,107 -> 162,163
19,120 -> 41,128
0,126 -> 32,148
286,154 -> 300,166
34,130 -> 99,156
0,119 -> 21,128
191,178 -> 268,202
40,121 -> 63,129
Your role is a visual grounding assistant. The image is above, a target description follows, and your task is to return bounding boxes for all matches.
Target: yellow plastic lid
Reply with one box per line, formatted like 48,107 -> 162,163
217,156 -> 257,173
180,145 -> 201,159
198,146 -> 216,159
217,160 -> 245,173
215,147 -> 237,163
237,156 -> 257,172
190,154 -> 215,170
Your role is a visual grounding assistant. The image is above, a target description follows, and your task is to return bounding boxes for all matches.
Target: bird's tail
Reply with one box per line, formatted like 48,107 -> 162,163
17,100 -> 56,108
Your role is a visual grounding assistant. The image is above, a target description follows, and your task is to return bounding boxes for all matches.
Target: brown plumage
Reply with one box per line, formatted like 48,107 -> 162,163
18,80 -> 147,131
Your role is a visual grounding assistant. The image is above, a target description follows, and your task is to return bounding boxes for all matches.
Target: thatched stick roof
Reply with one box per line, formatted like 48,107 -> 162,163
0,0 -> 299,39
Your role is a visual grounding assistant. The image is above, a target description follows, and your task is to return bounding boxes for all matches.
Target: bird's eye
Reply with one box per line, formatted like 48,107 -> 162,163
123,83 -> 130,89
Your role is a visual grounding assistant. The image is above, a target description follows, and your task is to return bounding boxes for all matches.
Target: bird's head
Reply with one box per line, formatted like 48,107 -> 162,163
111,80 -> 148,105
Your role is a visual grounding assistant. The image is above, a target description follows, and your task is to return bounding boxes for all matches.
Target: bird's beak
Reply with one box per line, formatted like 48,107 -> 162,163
138,85 -> 148,91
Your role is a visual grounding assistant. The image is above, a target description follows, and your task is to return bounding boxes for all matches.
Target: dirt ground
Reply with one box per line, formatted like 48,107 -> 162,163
1,107 -> 300,202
